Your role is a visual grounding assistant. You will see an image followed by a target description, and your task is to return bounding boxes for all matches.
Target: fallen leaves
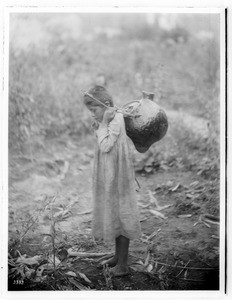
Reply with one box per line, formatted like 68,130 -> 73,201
139,190 -> 172,221
35,265 -> 47,282
65,271 -> 77,277
76,209 -> 92,215
176,260 -> 191,278
139,178 -> 217,224
144,251 -> 150,266
47,255 -> 61,267
146,263 -> 153,273
153,181 -> 183,196
171,183 -> 181,192
68,277 -> 90,290
177,214 -> 192,218
8,249 -> 94,290
149,209 -> 167,220
8,155 -> 220,291
130,253 -> 219,287
204,214 -> 220,224
65,271 -> 91,284
154,180 -> 208,205
193,214 -> 219,228
78,272 -> 91,284
147,228 -> 161,241
16,254 -> 42,266
53,207 -> 72,220
130,250 -> 153,274
148,190 -> 172,211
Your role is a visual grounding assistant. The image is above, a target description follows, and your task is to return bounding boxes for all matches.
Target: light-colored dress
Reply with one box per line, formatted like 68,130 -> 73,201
92,112 -> 141,242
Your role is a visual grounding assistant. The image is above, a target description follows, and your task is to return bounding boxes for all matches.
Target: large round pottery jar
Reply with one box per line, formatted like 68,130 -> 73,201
123,91 -> 168,153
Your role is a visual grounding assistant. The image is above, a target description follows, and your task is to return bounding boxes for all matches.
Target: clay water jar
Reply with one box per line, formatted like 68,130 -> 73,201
123,91 -> 168,153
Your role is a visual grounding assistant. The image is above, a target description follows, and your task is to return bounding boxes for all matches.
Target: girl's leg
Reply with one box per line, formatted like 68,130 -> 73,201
98,238 -> 119,268
116,235 -> 129,266
110,235 -> 130,276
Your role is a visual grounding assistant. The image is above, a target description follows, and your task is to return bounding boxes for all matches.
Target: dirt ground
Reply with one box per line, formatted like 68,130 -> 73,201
8,133 -> 220,291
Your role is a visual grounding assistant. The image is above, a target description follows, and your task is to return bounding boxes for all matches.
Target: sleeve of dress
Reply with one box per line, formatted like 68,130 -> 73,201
96,116 -> 121,153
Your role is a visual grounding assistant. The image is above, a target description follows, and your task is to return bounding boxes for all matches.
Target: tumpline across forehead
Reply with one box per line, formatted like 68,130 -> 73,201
83,85 -> 114,107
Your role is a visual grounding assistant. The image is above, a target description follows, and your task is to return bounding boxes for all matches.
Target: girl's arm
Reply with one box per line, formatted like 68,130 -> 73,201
96,115 -> 121,153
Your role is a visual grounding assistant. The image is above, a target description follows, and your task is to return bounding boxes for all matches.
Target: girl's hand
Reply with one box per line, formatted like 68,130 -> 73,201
92,121 -> 99,130
102,107 -> 116,124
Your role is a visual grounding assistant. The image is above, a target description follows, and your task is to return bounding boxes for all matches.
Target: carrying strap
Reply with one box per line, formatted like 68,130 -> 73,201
81,89 -> 141,118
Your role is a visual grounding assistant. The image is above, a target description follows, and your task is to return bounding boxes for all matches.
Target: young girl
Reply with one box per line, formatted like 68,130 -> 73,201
83,85 -> 141,277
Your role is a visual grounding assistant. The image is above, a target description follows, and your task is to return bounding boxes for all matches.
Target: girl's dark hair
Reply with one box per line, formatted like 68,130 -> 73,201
83,85 -> 114,107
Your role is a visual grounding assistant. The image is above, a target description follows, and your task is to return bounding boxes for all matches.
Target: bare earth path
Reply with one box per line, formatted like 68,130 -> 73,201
8,121 -> 219,290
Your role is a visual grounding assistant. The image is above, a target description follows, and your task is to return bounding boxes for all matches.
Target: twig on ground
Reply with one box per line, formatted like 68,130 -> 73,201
150,260 -> 219,270
176,260 -> 190,278
140,216 -> 149,222
67,249 -> 114,258
203,218 -> 219,225
211,235 -> 219,239
76,210 -> 92,215
204,214 -> 219,222
178,214 -> 192,218
193,216 -> 211,228
135,177 -> 141,190
128,253 -> 144,261
178,277 -> 205,282
95,253 -> 114,262
139,203 -> 150,209
144,251 -> 151,267
147,228 -> 161,241
168,274 -> 205,283
149,209 -> 167,220
158,265 -> 165,273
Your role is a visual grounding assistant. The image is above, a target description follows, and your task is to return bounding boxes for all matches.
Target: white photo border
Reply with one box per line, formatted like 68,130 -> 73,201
1,2 -> 229,300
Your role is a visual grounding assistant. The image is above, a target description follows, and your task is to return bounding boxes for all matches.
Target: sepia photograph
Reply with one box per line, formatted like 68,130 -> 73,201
3,4 -> 227,295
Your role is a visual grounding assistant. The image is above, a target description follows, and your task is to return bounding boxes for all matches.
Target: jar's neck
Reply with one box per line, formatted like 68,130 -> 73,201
142,91 -> 154,100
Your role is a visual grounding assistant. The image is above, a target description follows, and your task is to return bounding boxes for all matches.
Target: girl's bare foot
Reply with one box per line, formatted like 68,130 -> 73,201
97,256 -> 118,269
109,264 -> 130,277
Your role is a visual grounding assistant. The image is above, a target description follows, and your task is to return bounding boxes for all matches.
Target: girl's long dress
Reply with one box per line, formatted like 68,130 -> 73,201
92,112 -> 141,242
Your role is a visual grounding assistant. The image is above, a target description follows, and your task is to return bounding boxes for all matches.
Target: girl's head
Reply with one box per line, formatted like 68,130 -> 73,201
83,86 -> 114,122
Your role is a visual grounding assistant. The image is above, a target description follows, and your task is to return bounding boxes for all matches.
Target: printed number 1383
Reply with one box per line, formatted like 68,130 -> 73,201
13,279 -> 24,285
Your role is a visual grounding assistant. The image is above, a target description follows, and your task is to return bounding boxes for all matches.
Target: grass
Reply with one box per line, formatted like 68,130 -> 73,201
9,18 -> 219,157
